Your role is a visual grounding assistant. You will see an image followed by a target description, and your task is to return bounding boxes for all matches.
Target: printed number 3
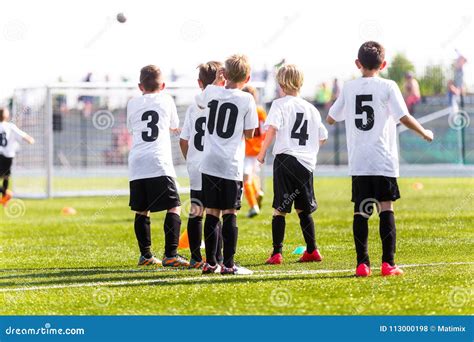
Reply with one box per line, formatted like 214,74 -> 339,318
141,110 -> 159,142
355,95 -> 374,131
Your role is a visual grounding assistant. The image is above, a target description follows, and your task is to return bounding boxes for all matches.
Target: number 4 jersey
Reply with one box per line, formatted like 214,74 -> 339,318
328,77 -> 409,177
196,85 -> 259,181
127,93 -> 179,181
265,96 -> 328,172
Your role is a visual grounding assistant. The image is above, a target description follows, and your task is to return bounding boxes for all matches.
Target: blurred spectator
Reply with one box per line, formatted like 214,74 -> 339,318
447,79 -> 460,113
314,82 -> 331,110
453,50 -> 467,108
325,78 -> 341,110
403,72 -> 421,114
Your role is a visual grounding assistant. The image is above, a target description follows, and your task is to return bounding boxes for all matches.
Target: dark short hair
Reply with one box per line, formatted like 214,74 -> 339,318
197,61 -> 223,88
0,108 -> 6,121
139,65 -> 162,91
358,41 -> 385,70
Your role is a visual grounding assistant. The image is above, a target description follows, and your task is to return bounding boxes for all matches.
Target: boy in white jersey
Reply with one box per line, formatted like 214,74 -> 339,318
327,41 -> 434,277
127,65 -> 188,268
257,65 -> 328,265
179,61 -> 224,269
0,108 -> 35,206
196,54 -> 259,275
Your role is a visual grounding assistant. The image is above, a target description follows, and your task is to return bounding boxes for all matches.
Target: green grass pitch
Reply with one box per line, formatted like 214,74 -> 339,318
1,177 -> 473,315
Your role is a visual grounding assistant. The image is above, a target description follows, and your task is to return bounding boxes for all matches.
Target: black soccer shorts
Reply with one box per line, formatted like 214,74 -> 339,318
272,154 -> 317,214
201,173 -> 243,210
0,155 -> 13,177
129,176 -> 181,212
351,175 -> 401,216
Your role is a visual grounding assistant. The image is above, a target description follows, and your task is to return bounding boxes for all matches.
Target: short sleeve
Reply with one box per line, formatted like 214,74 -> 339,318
319,123 -> 328,140
10,124 -> 27,141
169,97 -> 179,129
126,100 -> 133,133
244,96 -> 259,130
264,101 -> 283,129
388,81 -> 410,121
180,106 -> 193,140
328,88 -> 345,122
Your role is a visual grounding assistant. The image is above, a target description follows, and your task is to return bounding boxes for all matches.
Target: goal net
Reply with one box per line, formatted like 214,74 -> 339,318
11,82 -> 266,198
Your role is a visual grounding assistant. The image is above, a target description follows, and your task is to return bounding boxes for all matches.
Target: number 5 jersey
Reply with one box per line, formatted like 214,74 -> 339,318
328,77 -> 409,177
265,96 -> 328,172
195,85 -> 259,181
126,93 -> 179,181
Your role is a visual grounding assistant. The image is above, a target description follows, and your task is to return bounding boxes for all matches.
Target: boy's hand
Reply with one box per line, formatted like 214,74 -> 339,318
170,128 -> 181,136
213,68 -> 225,86
422,129 -> 434,142
257,153 -> 265,164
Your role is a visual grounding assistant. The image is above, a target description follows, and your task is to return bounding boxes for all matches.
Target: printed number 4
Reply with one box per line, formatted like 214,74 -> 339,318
291,112 -> 309,145
355,95 -> 374,131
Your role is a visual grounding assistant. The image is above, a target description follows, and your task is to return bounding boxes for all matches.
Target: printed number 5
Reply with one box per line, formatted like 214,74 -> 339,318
355,95 -> 374,131
141,110 -> 159,142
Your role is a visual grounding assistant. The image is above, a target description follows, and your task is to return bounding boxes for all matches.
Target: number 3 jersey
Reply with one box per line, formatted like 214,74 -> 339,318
196,85 -> 259,181
180,103 -> 206,190
328,77 -> 409,177
127,93 -> 179,181
0,122 -> 27,158
265,96 -> 328,172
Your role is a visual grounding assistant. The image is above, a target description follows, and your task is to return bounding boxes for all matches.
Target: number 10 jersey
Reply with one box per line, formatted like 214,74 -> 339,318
328,77 -> 409,177
127,93 -> 179,181
196,85 -> 259,181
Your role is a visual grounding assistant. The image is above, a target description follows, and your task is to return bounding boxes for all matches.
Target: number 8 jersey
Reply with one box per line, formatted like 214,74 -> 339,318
328,77 -> 409,177
196,85 -> 259,181
265,96 -> 328,172
127,93 -> 179,181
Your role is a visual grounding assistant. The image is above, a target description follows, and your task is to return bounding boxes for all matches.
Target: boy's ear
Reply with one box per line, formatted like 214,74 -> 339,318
138,83 -> 144,92
197,79 -> 204,90
160,82 -> 166,90
355,59 -> 362,69
245,74 -> 251,84
379,60 -> 387,71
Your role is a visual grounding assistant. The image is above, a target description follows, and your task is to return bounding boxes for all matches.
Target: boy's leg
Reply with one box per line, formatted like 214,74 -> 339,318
271,210 -> 286,255
134,211 -> 152,258
222,209 -> 238,268
353,213 -> 370,266
296,209 -> 316,253
204,208 -> 221,266
187,202 -> 203,261
379,201 -> 396,266
215,220 -> 223,264
163,206 -> 181,258
1,176 -> 9,196
352,176 -> 373,267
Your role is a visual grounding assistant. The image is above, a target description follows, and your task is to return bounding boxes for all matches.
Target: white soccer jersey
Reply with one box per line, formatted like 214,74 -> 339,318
328,77 -> 409,177
0,122 -> 27,158
127,93 -> 179,181
180,103 -> 206,190
196,85 -> 259,181
265,96 -> 328,172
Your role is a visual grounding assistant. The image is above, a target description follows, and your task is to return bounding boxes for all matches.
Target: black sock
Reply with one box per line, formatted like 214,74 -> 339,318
353,214 -> 370,266
379,211 -> 396,266
298,212 -> 317,253
204,214 -> 220,266
222,214 -> 238,268
215,220 -> 223,264
163,212 -> 181,258
187,215 -> 203,261
272,215 -> 286,255
1,178 -> 9,196
134,214 -> 152,258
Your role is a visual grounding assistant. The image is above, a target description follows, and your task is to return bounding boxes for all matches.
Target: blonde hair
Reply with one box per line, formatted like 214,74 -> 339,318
277,64 -> 304,92
225,54 -> 251,83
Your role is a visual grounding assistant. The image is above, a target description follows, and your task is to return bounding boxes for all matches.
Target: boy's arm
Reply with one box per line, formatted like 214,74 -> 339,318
257,126 -> 276,164
179,139 -> 189,159
244,129 -> 255,139
326,88 -> 345,125
399,114 -> 434,142
318,121 -> 329,146
243,97 -> 259,139
23,134 -> 35,144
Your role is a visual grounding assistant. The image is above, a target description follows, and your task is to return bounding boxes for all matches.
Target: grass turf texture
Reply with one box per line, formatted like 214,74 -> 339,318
1,177 -> 473,315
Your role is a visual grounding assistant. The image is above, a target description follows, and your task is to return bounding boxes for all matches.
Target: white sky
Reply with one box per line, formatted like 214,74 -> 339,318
1,0 -> 473,99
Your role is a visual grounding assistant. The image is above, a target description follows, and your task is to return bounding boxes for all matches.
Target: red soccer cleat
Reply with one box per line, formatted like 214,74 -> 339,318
1,190 -> 12,207
266,253 -> 283,265
355,263 -> 372,277
381,262 -> 404,276
298,249 -> 323,263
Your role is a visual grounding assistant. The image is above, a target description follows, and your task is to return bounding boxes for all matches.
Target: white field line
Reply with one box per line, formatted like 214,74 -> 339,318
0,261 -> 472,293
